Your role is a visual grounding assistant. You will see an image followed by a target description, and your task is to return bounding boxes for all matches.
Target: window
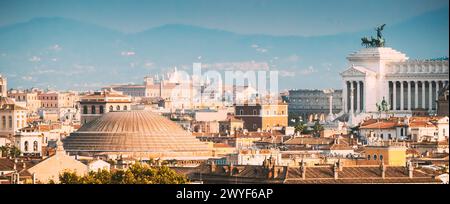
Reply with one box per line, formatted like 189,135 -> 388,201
373,155 -> 377,160
24,141 -> 29,152
109,105 -> 113,112
8,116 -> 12,128
83,106 -> 88,114
99,105 -> 104,114
367,155 -> 370,160
123,106 -> 128,111
116,105 -> 120,111
239,110 -> 243,115
91,105 -> 96,114
1,116 -> 5,128
33,141 -> 38,152
400,128 -> 404,136
253,109 -> 257,115
379,155 -> 383,161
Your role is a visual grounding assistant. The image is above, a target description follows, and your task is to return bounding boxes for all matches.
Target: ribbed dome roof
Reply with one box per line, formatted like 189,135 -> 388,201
63,111 -> 211,154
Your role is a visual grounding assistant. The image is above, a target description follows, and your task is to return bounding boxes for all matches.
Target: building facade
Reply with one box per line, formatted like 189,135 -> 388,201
288,89 -> 342,122
0,74 -> 6,97
102,84 -> 146,98
340,47 -> 449,125
0,97 -> 28,138
437,83 -> 449,116
79,91 -> 132,124
235,102 -> 288,131
8,89 -> 40,113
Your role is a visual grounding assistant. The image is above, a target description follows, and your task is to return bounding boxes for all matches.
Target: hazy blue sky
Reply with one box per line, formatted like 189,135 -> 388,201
0,0 -> 448,91
0,0 -> 448,36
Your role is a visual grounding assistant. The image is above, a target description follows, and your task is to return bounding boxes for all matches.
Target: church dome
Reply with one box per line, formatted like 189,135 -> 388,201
63,111 -> 211,157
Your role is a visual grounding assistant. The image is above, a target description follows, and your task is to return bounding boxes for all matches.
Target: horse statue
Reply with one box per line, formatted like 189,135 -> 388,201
361,37 -> 372,48
361,24 -> 386,48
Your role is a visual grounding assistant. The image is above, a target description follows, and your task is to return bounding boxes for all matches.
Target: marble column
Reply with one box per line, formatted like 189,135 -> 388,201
392,81 -> 397,111
350,81 -> 354,114
343,81 -> 348,113
415,81 -> 419,109
400,81 -> 404,111
357,81 -> 361,113
422,81 -> 426,109
329,94 -> 333,115
429,81 -> 433,111
436,81 -> 441,101
407,81 -> 411,111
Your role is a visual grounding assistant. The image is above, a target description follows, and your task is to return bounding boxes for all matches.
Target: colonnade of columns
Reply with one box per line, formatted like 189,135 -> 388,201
389,80 -> 449,111
343,80 -> 364,114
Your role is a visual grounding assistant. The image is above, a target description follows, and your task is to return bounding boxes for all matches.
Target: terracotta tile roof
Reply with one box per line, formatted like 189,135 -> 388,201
213,143 -> 233,148
284,166 -> 439,183
360,121 -> 404,129
284,137 -> 334,145
409,121 -> 437,128
326,143 -> 354,150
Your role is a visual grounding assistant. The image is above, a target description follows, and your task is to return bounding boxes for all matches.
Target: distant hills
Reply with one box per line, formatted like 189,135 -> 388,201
0,7 -> 448,91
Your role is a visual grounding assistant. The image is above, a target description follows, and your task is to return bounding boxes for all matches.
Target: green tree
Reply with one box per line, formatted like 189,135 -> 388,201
59,163 -> 188,184
0,146 -> 21,158
294,122 -> 307,135
312,120 -> 324,137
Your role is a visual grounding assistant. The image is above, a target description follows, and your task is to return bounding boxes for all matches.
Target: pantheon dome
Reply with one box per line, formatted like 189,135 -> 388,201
63,111 -> 212,159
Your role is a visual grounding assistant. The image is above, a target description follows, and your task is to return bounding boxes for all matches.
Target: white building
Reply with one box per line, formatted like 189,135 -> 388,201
0,97 -> 28,138
14,131 -> 43,156
359,119 -> 408,144
409,116 -> 449,142
87,159 -> 111,172
340,47 -> 449,125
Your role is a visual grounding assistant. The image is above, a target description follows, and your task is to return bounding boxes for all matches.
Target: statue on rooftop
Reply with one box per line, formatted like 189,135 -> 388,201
361,24 -> 386,48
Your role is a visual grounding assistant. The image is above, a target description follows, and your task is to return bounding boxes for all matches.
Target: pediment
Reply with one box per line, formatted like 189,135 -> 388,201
340,67 -> 367,77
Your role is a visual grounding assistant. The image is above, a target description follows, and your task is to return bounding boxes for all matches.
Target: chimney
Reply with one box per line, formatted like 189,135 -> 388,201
229,163 -> 234,176
272,164 -> 277,179
210,161 -> 216,173
338,158 -> 344,171
380,161 -> 386,179
300,160 -> 306,180
333,162 -> 339,180
408,161 -> 414,179
32,173 -> 36,184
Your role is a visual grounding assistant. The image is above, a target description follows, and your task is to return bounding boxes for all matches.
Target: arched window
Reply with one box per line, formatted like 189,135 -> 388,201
8,116 -> 12,128
116,105 -> 120,111
367,155 -> 371,160
33,141 -> 38,152
24,141 -> 29,152
99,105 -> 104,114
91,105 -> 96,114
83,105 -> 88,114
123,106 -> 128,111
109,105 -> 113,112
379,155 -> 383,161
373,155 -> 377,160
